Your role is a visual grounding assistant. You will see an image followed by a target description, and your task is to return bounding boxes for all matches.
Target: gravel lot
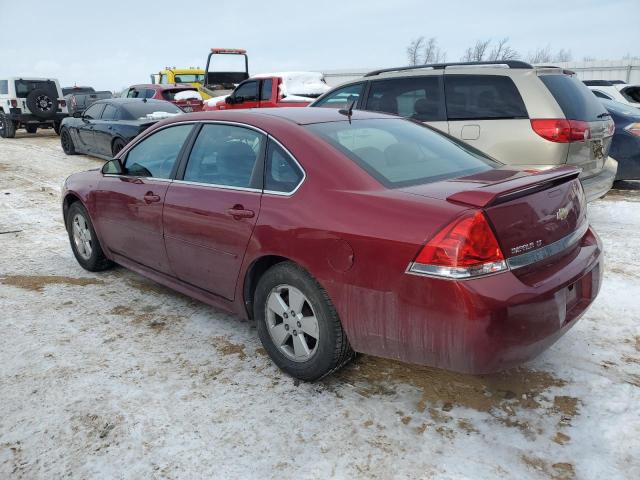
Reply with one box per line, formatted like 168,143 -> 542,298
1,130 -> 639,479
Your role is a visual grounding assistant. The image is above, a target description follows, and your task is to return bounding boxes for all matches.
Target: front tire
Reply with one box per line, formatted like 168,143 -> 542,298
254,262 -> 353,381
0,113 -> 16,138
60,128 -> 76,155
65,202 -> 113,272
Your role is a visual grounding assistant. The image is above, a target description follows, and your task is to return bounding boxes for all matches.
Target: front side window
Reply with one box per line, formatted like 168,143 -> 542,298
183,124 -> 264,188
124,124 -> 193,179
83,103 -> 105,119
126,89 -> 140,98
144,89 -> 156,99
260,79 -> 273,101
306,118 -> 497,188
445,75 -> 528,120
313,83 -> 364,109
234,81 -> 258,102
366,76 -> 445,121
264,141 -> 303,193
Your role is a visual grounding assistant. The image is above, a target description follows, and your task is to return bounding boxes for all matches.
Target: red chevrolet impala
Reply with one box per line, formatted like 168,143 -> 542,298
62,108 -> 603,380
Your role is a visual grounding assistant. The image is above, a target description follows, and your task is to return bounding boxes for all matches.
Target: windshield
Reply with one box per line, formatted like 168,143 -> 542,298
120,101 -> 181,120
306,119 -> 498,188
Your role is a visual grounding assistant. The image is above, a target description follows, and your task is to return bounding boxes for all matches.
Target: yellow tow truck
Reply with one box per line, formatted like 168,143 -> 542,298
150,67 -> 206,88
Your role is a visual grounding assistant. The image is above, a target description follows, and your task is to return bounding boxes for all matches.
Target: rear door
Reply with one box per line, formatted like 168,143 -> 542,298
363,74 -> 448,133
539,74 -> 614,178
163,123 -> 265,299
444,74 -> 530,161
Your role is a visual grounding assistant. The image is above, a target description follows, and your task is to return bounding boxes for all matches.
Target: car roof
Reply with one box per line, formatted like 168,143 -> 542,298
130,83 -> 195,90
237,107 -> 392,125
96,98 -> 171,106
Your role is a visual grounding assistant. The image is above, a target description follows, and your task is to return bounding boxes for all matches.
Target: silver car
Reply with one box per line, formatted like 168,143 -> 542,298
310,61 -> 617,201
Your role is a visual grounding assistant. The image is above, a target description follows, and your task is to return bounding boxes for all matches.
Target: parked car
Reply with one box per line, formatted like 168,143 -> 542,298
599,98 -> 640,180
150,67 -> 205,88
310,61 -> 617,202
63,86 -> 112,116
204,72 -> 330,111
0,77 -> 68,137
123,84 -> 204,112
61,108 -> 602,381
584,80 -> 640,108
59,98 -> 181,158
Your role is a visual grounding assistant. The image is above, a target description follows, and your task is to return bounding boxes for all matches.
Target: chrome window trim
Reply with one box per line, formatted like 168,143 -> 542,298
171,179 -> 261,193
102,175 -> 173,182
507,221 -> 589,270
263,135 -> 306,197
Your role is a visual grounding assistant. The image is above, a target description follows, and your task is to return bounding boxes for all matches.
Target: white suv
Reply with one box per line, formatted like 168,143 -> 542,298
0,77 -> 68,138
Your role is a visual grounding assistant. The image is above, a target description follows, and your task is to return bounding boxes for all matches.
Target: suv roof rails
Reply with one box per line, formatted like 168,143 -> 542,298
364,60 -> 534,77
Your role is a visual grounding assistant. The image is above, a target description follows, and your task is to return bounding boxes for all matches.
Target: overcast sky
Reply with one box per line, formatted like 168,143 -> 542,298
0,0 -> 636,91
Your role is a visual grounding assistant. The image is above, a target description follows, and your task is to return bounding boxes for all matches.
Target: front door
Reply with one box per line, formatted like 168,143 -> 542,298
92,103 -> 119,157
228,80 -> 260,109
163,123 -> 265,300
94,123 -> 194,274
76,103 -> 105,152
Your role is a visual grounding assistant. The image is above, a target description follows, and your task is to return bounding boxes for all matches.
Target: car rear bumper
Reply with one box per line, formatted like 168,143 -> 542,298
6,111 -> 68,124
342,227 -> 603,374
581,156 -> 618,201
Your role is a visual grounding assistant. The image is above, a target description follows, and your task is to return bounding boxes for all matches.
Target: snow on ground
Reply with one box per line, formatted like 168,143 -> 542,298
0,131 -> 639,479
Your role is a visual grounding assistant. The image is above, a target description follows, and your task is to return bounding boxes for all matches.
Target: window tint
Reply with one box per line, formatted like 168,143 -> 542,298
13,80 -> 57,98
0,80 -> 8,95
183,124 -> 264,188
592,90 -> 612,100
234,81 -> 258,101
539,74 -> 609,121
260,79 -> 272,101
366,76 -> 445,121
313,83 -> 364,108
306,119 -> 497,188
124,125 -> 193,178
445,75 -> 528,120
83,103 -> 105,119
264,141 -> 303,193
144,89 -> 156,99
101,104 -> 118,120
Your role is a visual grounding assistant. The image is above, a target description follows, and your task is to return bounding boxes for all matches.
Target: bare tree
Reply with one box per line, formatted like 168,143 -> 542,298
461,39 -> 492,61
527,45 -> 553,64
488,37 -> 519,61
582,56 -> 596,62
423,37 -> 446,63
553,49 -> 572,62
406,36 -> 425,65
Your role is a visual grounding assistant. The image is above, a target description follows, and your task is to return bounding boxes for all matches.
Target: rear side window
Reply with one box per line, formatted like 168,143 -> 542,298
125,125 -> 193,179
365,76 -> 445,121
621,86 -> 640,103
264,141 -> 303,193
83,103 -> 105,119
592,90 -> 613,100
539,75 -> 609,121
313,83 -> 364,108
445,75 -> 528,120
144,89 -> 156,99
306,118 -> 498,188
0,80 -> 8,95
101,104 -> 118,120
260,79 -> 272,101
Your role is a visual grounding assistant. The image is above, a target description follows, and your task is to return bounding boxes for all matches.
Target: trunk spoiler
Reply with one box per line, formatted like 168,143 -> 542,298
447,167 -> 581,208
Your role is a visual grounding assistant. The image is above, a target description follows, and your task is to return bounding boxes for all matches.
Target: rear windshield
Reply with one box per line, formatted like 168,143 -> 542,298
306,119 -> 498,188
120,101 -> 181,120
539,75 -> 609,121
14,80 -> 57,98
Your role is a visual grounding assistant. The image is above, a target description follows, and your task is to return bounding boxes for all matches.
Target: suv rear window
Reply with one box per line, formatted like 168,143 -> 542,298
445,75 -> 528,120
365,76 -> 445,121
306,118 -> 497,188
539,74 -> 609,121
14,80 -> 57,98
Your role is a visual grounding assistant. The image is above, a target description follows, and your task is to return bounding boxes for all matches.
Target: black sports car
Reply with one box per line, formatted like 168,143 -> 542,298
59,98 -> 182,158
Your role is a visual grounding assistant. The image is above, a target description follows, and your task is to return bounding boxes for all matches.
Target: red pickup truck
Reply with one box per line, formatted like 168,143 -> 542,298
203,72 -> 329,111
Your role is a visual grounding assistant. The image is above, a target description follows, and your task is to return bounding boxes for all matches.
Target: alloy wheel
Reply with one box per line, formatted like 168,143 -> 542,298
72,213 -> 93,260
265,284 -> 320,362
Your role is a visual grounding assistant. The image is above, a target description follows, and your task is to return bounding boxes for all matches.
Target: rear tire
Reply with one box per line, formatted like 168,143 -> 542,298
60,128 -> 76,155
53,121 -> 61,135
0,113 -> 16,138
254,261 -> 354,381
111,138 -> 126,157
65,202 -> 114,272
25,124 -> 38,134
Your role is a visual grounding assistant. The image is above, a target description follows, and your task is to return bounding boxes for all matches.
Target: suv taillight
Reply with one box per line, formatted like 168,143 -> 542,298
408,211 -> 507,279
531,119 -> 590,143
10,99 -> 17,108
58,100 -> 66,107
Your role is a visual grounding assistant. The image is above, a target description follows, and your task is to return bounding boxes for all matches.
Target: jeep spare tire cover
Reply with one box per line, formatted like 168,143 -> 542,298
26,88 -> 58,120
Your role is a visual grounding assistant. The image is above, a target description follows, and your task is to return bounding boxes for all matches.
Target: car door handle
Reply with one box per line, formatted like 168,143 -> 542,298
226,206 -> 255,219
143,192 -> 161,203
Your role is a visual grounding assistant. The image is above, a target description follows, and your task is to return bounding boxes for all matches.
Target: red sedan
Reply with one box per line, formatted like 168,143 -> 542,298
61,108 -> 603,380
123,84 -> 204,113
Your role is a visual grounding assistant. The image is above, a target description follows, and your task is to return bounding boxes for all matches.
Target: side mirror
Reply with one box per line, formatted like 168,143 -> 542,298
73,111 -> 82,118
101,158 -> 124,175
234,95 -> 244,104
225,96 -> 234,104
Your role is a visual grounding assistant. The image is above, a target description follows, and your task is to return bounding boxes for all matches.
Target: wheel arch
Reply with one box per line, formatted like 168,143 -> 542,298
242,255 -> 292,319
62,192 -> 84,224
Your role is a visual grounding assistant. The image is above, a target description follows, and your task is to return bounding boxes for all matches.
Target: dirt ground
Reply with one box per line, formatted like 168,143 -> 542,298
1,130 -> 639,479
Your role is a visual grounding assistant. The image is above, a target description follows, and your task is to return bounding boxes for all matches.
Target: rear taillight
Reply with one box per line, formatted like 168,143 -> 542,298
606,119 -> 615,136
58,100 -> 66,107
408,211 -> 507,279
625,122 -> 640,137
531,119 -> 590,143
10,99 -> 17,108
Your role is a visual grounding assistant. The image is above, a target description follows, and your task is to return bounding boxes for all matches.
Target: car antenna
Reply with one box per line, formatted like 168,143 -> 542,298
339,99 -> 356,124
